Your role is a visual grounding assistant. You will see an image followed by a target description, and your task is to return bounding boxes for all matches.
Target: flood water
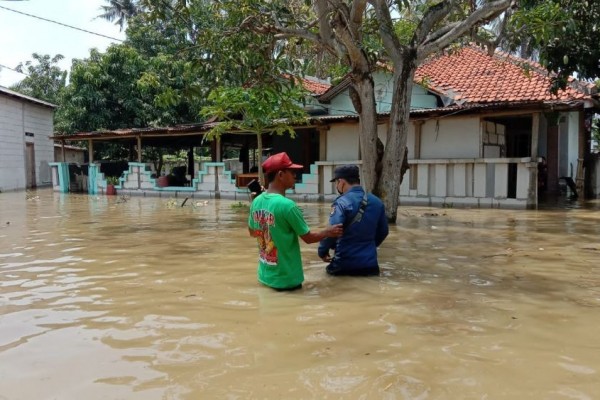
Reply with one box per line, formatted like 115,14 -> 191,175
1,189 -> 599,399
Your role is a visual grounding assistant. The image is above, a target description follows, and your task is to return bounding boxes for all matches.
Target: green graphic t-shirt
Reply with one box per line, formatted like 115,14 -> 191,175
248,193 -> 310,289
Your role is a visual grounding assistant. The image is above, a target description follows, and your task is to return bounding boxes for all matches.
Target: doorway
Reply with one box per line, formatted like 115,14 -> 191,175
26,143 -> 36,188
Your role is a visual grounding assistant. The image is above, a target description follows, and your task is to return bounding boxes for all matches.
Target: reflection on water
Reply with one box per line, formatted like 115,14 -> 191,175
1,189 -> 599,399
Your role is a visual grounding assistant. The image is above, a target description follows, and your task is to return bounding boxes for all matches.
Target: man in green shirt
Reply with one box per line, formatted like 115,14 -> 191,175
248,152 -> 343,291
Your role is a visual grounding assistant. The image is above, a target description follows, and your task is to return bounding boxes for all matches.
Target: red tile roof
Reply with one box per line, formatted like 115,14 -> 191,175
297,76 -> 331,95
415,46 -> 592,104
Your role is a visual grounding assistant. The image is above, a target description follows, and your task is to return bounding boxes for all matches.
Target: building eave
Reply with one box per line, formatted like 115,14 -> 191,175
0,86 -> 57,109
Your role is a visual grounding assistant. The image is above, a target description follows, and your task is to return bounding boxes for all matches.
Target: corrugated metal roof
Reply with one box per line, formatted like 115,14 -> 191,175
0,86 -> 57,109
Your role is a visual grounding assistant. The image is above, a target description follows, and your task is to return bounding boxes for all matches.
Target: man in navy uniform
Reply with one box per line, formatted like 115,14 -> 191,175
318,165 -> 389,276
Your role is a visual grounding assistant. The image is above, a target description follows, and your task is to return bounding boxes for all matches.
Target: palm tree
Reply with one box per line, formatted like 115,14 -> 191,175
97,0 -> 140,31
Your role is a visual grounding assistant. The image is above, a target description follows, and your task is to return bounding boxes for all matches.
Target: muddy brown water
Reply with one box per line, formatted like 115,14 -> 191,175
1,189 -> 599,399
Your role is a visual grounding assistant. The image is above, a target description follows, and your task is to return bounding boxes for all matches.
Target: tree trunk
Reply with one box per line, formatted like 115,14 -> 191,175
350,72 -> 379,193
376,54 -> 417,223
257,132 -> 264,185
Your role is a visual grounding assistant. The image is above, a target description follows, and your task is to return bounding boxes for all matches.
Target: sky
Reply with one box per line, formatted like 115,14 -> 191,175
0,0 -> 126,88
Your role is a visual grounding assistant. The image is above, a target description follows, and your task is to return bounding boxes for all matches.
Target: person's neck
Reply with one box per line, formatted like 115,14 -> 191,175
343,183 -> 360,194
267,182 -> 287,196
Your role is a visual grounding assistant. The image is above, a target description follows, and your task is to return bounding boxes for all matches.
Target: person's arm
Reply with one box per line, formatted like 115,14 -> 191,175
301,224 -> 343,244
318,237 -> 336,260
317,200 -> 347,258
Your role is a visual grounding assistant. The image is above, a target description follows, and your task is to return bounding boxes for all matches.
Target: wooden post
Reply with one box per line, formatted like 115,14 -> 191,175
527,112 -> 540,209
61,140 -> 66,162
88,139 -> 94,163
137,136 -> 142,163
188,145 -> 194,180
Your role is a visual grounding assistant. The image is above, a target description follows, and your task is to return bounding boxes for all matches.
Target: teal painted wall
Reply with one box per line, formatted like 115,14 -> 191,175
325,71 -> 438,116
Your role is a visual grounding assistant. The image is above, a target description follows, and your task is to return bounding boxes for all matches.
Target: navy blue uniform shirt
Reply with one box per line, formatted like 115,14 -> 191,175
318,186 -> 389,275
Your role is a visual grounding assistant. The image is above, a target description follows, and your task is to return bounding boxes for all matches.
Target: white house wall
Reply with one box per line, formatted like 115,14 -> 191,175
557,111 -> 580,178
24,104 -> 54,186
0,96 -> 27,191
327,123 -> 360,160
420,117 -> 480,159
0,94 -> 54,191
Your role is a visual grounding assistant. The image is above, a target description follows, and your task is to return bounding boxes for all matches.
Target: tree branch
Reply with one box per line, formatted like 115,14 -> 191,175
369,0 -> 404,61
349,0 -> 368,39
414,0 -> 457,45
418,0 -> 514,61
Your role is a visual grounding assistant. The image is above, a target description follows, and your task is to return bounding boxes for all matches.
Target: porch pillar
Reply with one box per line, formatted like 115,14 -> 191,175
88,139 -> 94,163
210,137 -> 222,162
576,110 -> 585,195
137,136 -> 142,163
61,140 -> 66,162
527,113 -> 540,209
188,146 -> 194,180
216,136 -> 222,162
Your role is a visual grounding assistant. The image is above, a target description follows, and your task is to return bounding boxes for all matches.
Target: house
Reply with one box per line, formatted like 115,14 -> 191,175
0,86 -> 56,191
314,46 -> 598,207
49,46 -> 599,207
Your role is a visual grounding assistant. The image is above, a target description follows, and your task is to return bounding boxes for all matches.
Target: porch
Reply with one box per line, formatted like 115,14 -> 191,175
49,156 -> 538,208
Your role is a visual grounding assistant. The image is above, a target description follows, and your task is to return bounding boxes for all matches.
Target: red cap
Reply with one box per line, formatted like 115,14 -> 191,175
262,152 -> 303,173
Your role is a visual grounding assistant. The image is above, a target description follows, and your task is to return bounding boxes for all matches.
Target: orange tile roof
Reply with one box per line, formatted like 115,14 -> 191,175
414,46 -> 591,104
297,76 -> 331,95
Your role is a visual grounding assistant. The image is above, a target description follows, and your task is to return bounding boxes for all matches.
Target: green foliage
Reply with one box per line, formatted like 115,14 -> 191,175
55,46 -> 153,134
507,0 -> 600,91
106,176 -> 120,185
9,53 -> 67,105
98,0 -> 141,30
200,84 -> 308,140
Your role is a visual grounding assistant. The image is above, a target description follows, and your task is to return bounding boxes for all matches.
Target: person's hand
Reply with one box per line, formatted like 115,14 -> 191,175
320,253 -> 332,263
326,223 -> 343,238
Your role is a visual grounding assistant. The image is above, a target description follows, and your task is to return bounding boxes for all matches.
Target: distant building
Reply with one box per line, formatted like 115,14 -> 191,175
0,86 -> 56,191
54,143 -> 86,164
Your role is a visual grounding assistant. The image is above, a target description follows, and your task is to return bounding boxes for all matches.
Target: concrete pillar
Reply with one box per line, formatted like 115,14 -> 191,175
137,136 -> 142,163
494,163 -> 508,198
88,139 -> 94,163
527,113 -> 540,208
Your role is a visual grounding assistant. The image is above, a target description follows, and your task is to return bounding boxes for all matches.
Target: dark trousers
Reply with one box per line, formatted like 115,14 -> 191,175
326,263 -> 379,276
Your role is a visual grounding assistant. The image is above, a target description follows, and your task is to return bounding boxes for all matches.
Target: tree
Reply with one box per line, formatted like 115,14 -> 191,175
505,0 -> 600,91
138,0 -> 312,183
97,0 -> 141,30
200,83 -> 309,183
55,46 -> 154,134
9,53 -> 67,105
201,0 -> 514,222
124,1 -> 517,221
